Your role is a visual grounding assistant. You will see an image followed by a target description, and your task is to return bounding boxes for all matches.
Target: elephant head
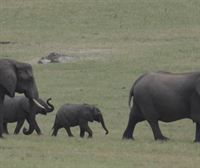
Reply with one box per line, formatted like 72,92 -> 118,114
0,59 -> 45,137
87,105 -> 109,135
0,59 -> 44,105
35,98 -> 54,115
22,98 -> 54,135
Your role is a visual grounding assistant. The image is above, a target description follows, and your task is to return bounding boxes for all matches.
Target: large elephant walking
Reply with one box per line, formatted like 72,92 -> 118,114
123,71 -> 200,142
3,96 -> 54,135
0,59 -> 45,138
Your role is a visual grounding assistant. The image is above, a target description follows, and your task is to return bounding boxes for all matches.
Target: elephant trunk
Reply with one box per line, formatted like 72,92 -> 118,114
46,98 -> 54,113
99,114 -> 109,135
23,125 -> 35,135
24,78 -> 45,110
24,77 -> 39,100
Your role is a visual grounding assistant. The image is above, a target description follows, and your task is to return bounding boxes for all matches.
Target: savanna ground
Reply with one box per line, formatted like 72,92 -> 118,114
1,0 -> 200,167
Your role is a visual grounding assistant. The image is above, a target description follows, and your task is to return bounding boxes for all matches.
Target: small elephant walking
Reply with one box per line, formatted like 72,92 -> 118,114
3,96 -> 54,135
52,103 -> 109,138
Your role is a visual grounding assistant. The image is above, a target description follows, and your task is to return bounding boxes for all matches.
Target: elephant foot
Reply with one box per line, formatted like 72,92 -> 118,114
122,129 -> 135,140
3,132 -> 9,135
37,132 -> 43,136
122,136 -> 134,140
14,132 -> 19,135
155,136 -> 169,141
0,135 -> 5,139
122,132 -> 134,140
194,139 -> 200,143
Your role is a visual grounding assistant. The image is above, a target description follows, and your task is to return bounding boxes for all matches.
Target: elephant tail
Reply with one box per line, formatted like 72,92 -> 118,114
129,73 -> 147,108
128,85 -> 134,108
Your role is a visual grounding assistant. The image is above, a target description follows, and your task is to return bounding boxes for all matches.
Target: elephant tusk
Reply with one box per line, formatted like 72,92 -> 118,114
33,99 -> 45,109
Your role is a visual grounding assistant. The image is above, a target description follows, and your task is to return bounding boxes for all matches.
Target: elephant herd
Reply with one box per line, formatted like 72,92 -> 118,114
0,59 -> 108,138
0,59 -> 200,142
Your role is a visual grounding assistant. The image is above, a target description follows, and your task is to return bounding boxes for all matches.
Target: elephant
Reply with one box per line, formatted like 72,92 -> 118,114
52,103 -> 109,138
123,71 -> 200,142
3,96 -> 54,135
0,59 -> 45,138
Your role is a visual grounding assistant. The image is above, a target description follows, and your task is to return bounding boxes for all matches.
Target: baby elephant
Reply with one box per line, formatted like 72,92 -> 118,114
3,96 -> 54,135
52,104 -> 109,138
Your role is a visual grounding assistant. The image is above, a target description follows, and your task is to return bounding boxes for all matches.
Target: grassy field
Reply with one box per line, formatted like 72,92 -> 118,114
1,0 -> 200,167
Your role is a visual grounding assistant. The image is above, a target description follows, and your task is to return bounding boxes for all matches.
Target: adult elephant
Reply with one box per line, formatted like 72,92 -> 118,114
123,71 -> 200,142
0,59 -> 45,138
3,96 -> 54,135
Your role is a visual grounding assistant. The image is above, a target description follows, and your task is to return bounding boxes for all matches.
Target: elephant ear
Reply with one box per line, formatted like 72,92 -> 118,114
0,66 -> 17,97
83,110 -> 93,122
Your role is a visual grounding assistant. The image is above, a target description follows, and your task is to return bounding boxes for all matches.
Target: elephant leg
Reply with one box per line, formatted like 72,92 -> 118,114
3,123 -> 9,134
52,125 -> 60,136
79,126 -> 85,138
80,122 -> 93,138
64,126 -> 74,137
34,122 -> 42,135
30,119 -> 41,135
148,120 -> 169,141
137,98 -> 168,141
194,123 -> 200,142
14,120 -> 25,134
123,102 -> 145,139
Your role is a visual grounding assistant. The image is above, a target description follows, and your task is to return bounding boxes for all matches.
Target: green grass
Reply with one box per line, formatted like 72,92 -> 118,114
1,0 -> 200,167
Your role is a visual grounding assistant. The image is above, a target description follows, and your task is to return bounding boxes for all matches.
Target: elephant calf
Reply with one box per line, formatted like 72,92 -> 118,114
52,103 -> 109,138
3,96 -> 54,135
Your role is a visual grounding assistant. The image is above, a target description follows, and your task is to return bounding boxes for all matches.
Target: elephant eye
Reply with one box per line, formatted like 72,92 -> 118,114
18,70 -> 33,80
